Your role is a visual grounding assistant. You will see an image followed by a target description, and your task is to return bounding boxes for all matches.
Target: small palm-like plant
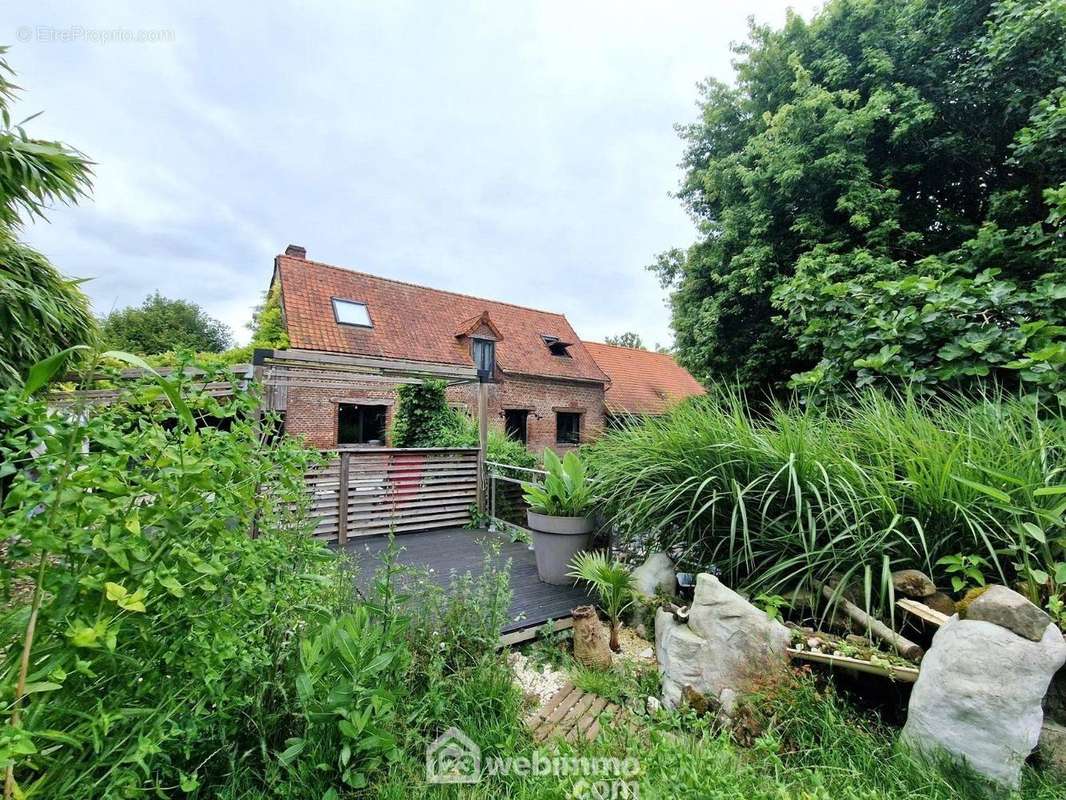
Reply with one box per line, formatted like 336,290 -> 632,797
568,551 -> 635,652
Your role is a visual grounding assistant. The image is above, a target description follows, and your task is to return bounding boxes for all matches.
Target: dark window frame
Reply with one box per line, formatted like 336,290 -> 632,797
337,402 -> 387,445
504,409 -> 529,444
555,411 -> 581,445
471,337 -> 496,379
331,297 -> 374,328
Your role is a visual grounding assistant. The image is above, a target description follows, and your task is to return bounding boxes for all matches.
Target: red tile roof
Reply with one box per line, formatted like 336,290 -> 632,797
275,254 -> 608,384
583,341 -> 705,416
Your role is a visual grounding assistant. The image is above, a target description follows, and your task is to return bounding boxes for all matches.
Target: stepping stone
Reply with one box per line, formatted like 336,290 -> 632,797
528,683 -> 624,743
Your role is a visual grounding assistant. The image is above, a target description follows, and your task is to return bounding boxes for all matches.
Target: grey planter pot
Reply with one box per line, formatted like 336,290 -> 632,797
527,510 -> 594,585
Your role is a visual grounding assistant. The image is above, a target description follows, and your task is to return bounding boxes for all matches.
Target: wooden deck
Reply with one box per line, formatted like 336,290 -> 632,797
339,527 -> 591,636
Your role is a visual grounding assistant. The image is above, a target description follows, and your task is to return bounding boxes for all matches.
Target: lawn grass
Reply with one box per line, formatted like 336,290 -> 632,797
357,660 -> 1065,800
465,627 -> 1066,800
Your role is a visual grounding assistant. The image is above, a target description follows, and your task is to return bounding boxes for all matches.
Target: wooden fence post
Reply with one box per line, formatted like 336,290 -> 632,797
489,470 -> 496,525
477,381 -> 488,515
337,451 -> 350,546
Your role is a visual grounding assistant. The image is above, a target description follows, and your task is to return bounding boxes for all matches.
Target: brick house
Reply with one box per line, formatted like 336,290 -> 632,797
262,245 -> 704,452
268,245 -> 610,452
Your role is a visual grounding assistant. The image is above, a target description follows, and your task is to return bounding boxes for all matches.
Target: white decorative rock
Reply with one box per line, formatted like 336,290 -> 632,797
654,573 -> 791,712
902,616 -> 1066,788
655,608 -> 706,709
632,552 -> 675,598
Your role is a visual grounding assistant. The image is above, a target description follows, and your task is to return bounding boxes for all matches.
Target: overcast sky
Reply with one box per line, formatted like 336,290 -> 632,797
13,1 -> 820,348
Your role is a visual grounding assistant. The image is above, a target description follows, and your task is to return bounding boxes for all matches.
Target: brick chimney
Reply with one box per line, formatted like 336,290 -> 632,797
284,244 -> 307,259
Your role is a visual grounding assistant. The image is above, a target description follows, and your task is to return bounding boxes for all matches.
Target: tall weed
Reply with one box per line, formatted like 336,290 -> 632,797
0,367 -> 341,797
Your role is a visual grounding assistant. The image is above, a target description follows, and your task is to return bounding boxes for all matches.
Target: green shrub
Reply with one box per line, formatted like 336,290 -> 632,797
438,407 -> 537,468
284,606 -> 409,791
406,543 -> 512,678
392,381 -> 537,470
402,546 -> 517,749
390,379 -> 460,447
0,363 -> 340,798
486,429 -> 536,470
248,283 -> 290,351
779,263 -> 1066,403
586,388 -> 1066,616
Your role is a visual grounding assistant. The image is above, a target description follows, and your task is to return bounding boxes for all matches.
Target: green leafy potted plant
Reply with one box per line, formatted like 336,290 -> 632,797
522,449 -> 594,584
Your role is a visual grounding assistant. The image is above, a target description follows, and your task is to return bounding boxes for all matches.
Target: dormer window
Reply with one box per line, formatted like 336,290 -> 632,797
455,311 -> 502,380
332,298 -> 372,327
542,335 -> 572,358
472,338 -> 495,378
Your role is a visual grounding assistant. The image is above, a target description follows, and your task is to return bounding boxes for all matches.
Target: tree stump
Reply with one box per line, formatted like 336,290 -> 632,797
572,605 -> 611,669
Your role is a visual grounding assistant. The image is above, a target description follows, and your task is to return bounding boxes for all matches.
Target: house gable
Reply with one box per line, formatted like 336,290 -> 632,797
455,312 -> 502,342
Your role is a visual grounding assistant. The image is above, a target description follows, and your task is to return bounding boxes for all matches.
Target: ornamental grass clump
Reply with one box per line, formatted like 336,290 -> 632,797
585,387 -> 1066,618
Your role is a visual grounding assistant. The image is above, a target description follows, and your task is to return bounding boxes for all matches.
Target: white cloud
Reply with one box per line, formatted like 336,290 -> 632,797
12,0 -> 821,347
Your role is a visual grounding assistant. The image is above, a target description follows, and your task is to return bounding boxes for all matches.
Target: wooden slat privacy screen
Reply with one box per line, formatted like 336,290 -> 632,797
304,448 -> 480,542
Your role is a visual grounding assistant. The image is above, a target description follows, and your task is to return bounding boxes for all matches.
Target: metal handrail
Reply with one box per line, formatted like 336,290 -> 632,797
483,459 -> 547,477
481,457 -> 611,557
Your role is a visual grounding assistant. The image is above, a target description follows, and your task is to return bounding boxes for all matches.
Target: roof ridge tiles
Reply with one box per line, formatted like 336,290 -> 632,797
583,340 -> 675,356
279,254 -> 569,319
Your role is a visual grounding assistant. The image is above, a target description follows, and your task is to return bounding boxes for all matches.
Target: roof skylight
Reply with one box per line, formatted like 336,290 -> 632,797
541,335 -> 572,358
332,298 -> 372,327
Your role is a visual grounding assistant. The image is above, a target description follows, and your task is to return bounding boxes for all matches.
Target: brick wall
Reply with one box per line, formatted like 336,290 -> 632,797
448,373 -> 604,454
282,371 -> 605,453
282,380 -> 402,450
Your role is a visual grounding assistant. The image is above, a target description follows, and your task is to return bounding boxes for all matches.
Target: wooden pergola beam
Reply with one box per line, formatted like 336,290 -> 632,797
255,347 -> 478,381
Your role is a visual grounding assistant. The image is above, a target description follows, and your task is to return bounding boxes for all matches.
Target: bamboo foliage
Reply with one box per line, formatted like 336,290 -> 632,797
0,47 -> 96,388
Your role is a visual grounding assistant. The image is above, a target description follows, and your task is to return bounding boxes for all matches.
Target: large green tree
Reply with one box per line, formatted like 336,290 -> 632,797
0,46 -> 96,387
656,0 -> 1066,400
101,292 -> 233,355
